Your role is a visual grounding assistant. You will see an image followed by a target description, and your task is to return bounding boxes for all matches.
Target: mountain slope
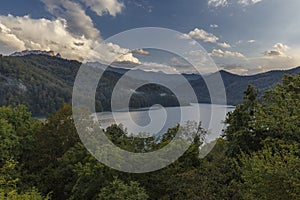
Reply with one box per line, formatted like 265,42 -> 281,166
0,55 -> 178,115
0,54 -> 299,115
220,67 -> 300,105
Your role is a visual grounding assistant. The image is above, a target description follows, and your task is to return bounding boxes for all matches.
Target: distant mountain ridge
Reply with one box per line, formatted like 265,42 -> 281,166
10,50 -> 61,58
0,54 -> 299,115
205,67 -> 300,105
89,61 -> 300,105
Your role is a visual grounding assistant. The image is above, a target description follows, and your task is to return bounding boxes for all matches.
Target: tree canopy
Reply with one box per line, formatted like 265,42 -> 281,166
0,73 -> 299,199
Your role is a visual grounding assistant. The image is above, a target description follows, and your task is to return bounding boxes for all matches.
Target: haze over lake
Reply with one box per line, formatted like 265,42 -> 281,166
98,103 -> 235,142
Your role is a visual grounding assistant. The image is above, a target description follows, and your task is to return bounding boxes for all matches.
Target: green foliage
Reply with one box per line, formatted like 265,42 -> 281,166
0,119 -> 18,164
0,189 -> 47,200
98,178 -> 149,200
238,142 -> 300,200
1,55 -> 299,115
225,85 -> 261,155
0,156 -> 48,200
225,74 -> 300,199
0,55 -> 179,115
0,105 -> 41,192
225,74 -> 300,155
257,74 -> 300,143
0,55 -> 77,114
0,73 -> 299,199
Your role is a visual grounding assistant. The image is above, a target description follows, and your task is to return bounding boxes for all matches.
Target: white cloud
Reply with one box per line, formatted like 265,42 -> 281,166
188,50 -> 206,56
188,51 -> 211,69
208,0 -> 263,8
0,0 -> 140,64
211,49 -> 245,58
238,0 -> 263,6
132,49 -> 150,55
80,0 -> 124,17
140,62 -> 179,74
0,23 -> 26,54
42,0 -> 124,39
213,47 -> 300,75
207,41 -> 299,75
43,0 -> 100,40
235,40 -> 256,45
248,40 -> 256,43
115,53 -> 141,64
263,50 -> 291,59
274,43 -> 290,52
184,28 -> 219,43
210,24 -> 219,28
208,0 -> 228,7
264,50 -> 283,57
170,57 -> 188,65
218,42 -> 231,48
248,54 -> 299,74
188,50 -> 209,64
0,15 -> 140,64
263,43 -> 291,59
221,64 -> 267,75
221,64 -> 250,74
189,40 -> 197,46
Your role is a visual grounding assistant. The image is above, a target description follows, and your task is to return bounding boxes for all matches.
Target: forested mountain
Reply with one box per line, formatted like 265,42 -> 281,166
1,73 -> 299,199
0,55 -> 178,115
212,67 -> 300,104
0,54 -> 299,115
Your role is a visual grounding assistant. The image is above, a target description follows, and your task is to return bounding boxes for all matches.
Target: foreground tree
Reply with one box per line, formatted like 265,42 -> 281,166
0,105 -> 47,199
0,73 -> 299,199
225,85 -> 261,155
98,178 -> 149,200
238,142 -> 300,199
225,74 -> 300,199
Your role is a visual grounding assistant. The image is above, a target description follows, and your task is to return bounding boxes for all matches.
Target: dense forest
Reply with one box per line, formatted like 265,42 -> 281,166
1,55 -> 300,115
0,55 -> 179,115
0,73 -> 299,199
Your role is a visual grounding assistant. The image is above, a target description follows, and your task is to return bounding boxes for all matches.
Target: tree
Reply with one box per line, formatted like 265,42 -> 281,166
0,105 -> 42,191
32,105 -> 81,199
98,178 -> 149,200
224,74 -> 300,199
0,154 -> 48,200
238,142 -> 300,200
225,85 -> 261,155
256,74 -> 300,143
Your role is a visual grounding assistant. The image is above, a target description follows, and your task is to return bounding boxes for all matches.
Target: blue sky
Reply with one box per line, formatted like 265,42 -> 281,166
0,0 -> 300,74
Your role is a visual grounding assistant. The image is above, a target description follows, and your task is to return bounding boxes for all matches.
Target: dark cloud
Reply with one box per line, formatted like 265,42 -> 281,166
264,50 -> 282,57
74,42 -> 85,46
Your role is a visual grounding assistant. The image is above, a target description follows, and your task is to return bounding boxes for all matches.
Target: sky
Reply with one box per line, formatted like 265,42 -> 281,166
0,0 -> 300,74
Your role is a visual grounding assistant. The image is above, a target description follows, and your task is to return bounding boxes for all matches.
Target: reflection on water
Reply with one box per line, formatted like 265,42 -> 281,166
97,104 -> 234,142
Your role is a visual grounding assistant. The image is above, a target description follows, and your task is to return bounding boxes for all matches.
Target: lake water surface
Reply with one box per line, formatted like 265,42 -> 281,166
97,104 -> 235,142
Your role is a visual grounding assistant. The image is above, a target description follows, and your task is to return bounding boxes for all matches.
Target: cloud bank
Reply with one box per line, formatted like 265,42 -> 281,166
0,0 -> 141,64
183,28 -> 219,43
211,49 -> 245,58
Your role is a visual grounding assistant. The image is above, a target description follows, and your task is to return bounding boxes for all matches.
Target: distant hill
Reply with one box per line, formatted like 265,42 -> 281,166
216,67 -> 300,105
0,55 -> 178,115
0,54 -> 299,115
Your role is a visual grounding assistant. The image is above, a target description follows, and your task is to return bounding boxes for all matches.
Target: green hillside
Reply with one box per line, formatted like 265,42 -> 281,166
0,55 -> 178,115
1,54 -> 300,115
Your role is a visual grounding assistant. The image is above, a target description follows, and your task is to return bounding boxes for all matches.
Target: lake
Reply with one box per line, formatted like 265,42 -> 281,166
97,104 -> 235,142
